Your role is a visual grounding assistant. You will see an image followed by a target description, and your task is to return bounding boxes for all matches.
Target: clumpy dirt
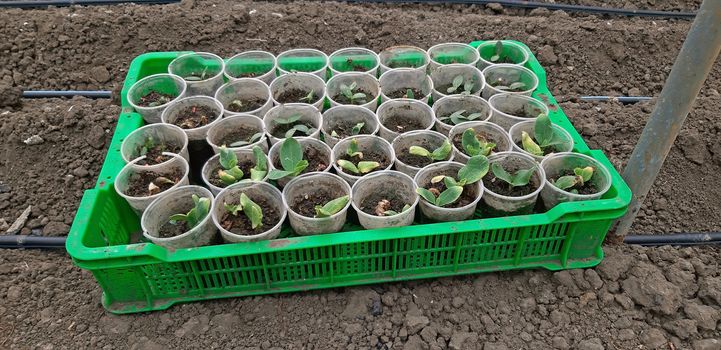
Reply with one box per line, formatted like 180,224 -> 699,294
423,181 -> 478,209
483,170 -> 539,197
208,159 -> 255,187
158,220 -> 189,238
135,143 -> 182,166
220,196 -> 281,235
386,88 -> 424,100
272,145 -> 328,175
397,151 -> 434,168
172,105 -> 218,129
276,88 -> 320,104
124,168 -> 182,197
382,115 -> 426,134
216,125 -> 262,147
137,91 -> 175,107
359,192 -> 408,216
270,121 -> 315,138
291,187 -> 345,218
332,88 -> 375,105
338,149 -> 391,176
327,119 -> 372,139
226,98 -> 266,113
496,106 -> 539,119
452,131 -> 499,155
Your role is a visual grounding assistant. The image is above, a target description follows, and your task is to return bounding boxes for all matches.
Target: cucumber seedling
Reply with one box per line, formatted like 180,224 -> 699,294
331,122 -> 365,139
490,162 -> 535,189
273,113 -> 316,138
314,195 -> 350,218
336,139 -> 380,175
520,114 -> 564,157
416,155 -> 489,207
224,193 -> 264,230
217,146 -> 268,185
462,128 -> 496,157
440,110 -> 484,126
229,132 -> 264,148
552,166 -> 594,194
339,82 -> 367,105
446,75 -> 474,95
375,201 -> 412,217
168,194 -> 211,230
299,89 -> 316,103
409,139 -> 452,162
268,137 -> 309,180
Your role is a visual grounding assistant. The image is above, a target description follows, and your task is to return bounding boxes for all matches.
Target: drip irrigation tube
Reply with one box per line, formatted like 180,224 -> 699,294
624,232 -> 721,247
23,90 -> 112,98
0,235 -> 66,249
580,96 -> 653,103
0,0 -> 177,8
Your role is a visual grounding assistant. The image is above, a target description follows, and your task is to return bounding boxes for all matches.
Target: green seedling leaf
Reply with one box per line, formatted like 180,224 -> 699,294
463,78 -> 474,94
346,139 -> 363,159
436,185 -> 463,207
268,137 -> 308,180
331,130 -> 339,138
239,193 -> 263,229
230,132 -> 264,147
351,122 -> 365,135
301,90 -> 315,102
169,194 -> 210,229
457,155 -> 489,185
340,82 -> 366,104
229,100 -> 243,110
534,114 -> 554,147
219,146 -> 238,170
275,114 -> 302,125
416,187 -> 438,204
409,146 -> 431,158
314,195 -> 349,218
357,161 -> 380,174
521,131 -> 543,156
461,128 -> 496,157
431,175 -> 446,184
249,146 -> 267,181
447,75 -> 464,94
383,204 -> 411,217
285,124 -> 314,138
411,140 -> 452,161
444,176 -> 460,188
575,166 -> 594,183
491,163 -> 534,187
405,88 -> 414,99
509,82 -> 526,90
224,202 -> 242,216
337,159 -> 360,174
491,41 -> 504,62
553,175 -> 579,190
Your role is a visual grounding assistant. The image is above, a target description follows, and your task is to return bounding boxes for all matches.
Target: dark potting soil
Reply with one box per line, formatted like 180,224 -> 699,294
332,88 -> 375,105
137,91 -> 175,107
500,107 -> 539,119
157,220 -> 189,238
514,140 -> 559,156
135,143 -> 182,166
226,98 -> 266,113
359,192 -> 408,216
424,181 -> 477,209
276,88 -> 320,104
236,71 -> 268,78
553,170 -> 599,195
273,145 -> 328,175
291,187 -> 345,218
220,196 -> 281,236
125,168 -> 183,197
208,159 -> 256,187
271,122 -> 315,138
345,58 -> 368,72
452,131 -> 499,155
217,126 -> 262,147
338,150 -> 391,175
397,151 -> 434,168
173,105 -> 218,129
329,119 -> 371,139
383,114 -> 426,134
483,172 -> 538,197
387,60 -> 422,69
386,88 -> 424,100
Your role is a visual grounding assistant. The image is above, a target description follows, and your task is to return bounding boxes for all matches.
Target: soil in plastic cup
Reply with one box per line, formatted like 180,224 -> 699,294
539,152 -> 613,210
115,153 -> 190,216
488,93 -> 549,131
476,40 -> 530,70
224,50 -> 277,85
268,137 -> 332,188
482,64 -> 539,99
321,105 -> 380,148
351,170 -> 419,229
121,123 -> 189,166
509,120 -> 575,162
376,98 -> 435,142
214,78 -> 272,118
127,73 -> 187,124
263,103 -> 322,145
413,161 -> 483,222
277,48 -> 329,80
328,47 -> 380,76
269,72 -> 326,110
331,135 -> 395,185
378,45 -> 430,75
448,121 -> 513,164
160,96 -> 224,141
432,94 -> 493,136
282,172 -> 352,236
168,52 -> 225,97
481,151 -> 546,216
326,72 -> 381,111
201,148 -> 270,195
206,114 -> 268,154
378,68 -> 433,104
430,63 -> 485,102
211,181 -> 287,243
427,43 -> 480,72
392,129 -> 454,178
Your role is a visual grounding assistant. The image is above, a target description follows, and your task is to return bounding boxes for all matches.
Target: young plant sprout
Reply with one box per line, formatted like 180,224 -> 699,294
416,155 -> 489,207
217,146 -> 268,185
409,140 -> 452,161
331,122 -> 365,139
300,89 -> 316,103
147,176 -> 175,195
184,67 -> 209,81
521,114 -> 563,157
314,195 -> 350,218
336,139 -> 380,175
491,162 -> 535,188
446,75 -> 474,95
168,194 -> 211,229
340,82 -> 367,104
490,41 -> 504,63
405,89 -> 414,99
490,78 -> 526,92
552,166 -> 594,194
138,137 -> 163,156
268,137 -> 309,180
229,132 -> 263,147
462,128 -> 496,157
224,193 -> 263,229
228,99 -> 245,111
440,110 -> 484,125
376,201 -> 411,217
274,114 -> 315,138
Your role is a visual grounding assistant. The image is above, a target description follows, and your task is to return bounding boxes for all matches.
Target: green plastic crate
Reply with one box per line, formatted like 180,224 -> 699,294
66,41 -> 631,314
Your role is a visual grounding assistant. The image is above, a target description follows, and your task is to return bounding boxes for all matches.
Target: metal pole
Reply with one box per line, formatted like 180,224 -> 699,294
611,0 -> 721,241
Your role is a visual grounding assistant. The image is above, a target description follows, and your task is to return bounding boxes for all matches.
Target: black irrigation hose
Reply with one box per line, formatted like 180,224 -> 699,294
0,235 -> 66,249
580,96 -> 653,103
0,0 -> 177,8
624,232 -> 721,247
22,90 -> 112,98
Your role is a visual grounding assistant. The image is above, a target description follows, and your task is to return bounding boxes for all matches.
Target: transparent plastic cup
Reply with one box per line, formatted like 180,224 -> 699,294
427,43 -> 480,72
378,45 -> 430,74
168,52 -> 225,97
114,153 -> 190,216
540,152 -> 613,210
509,120 -> 575,162
430,63 -> 485,102
376,98 -> 435,142
328,47 -> 380,76
127,73 -> 187,124
448,121 -> 513,164
482,64 -> 539,99
351,170 -> 419,229
263,103 -> 322,145
413,161 -> 483,222
201,148 -> 270,195
476,40 -> 530,70
224,50 -> 277,84
269,72 -> 326,110
331,135 -> 395,185
378,68 -> 433,104
277,48 -> 329,80
321,105 -> 380,148
488,93 -> 549,131
206,114 -> 268,154
214,78 -> 272,118
326,72 -> 381,111
141,185 -> 217,249
121,123 -> 189,166
282,172 -> 352,236
268,137 -> 332,188
482,151 -> 546,216
432,94 -> 493,136
211,181 -> 286,243
160,96 -> 224,141
392,129 -> 454,178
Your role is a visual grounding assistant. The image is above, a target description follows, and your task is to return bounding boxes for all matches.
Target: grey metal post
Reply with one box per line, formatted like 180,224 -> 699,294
611,0 -> 721,241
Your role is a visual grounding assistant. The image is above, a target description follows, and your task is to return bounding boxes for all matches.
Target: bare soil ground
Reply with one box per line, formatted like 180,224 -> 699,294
1,1 -> 720,349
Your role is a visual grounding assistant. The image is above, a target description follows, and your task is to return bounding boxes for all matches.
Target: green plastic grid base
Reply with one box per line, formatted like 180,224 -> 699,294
66,41 -> 631,314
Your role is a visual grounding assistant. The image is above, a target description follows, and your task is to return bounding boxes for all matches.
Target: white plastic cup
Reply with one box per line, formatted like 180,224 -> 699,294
321,105 -> 380,148
432,94 -> 493,136
328,47 -> 380,76
392,130 -> 454,178
114,153 -> 190,216
268,137 -> 332,188
540,152 -> 613,210
448,121 -> 513,164
206,114 -> 268,154
482,64 -> 539,99
476,40 -> 530,70
214,78 -> 272,118
141,185 -> 217,249
376,98 -> 435,142
263,103 -> 322,145
430,64 -> 485,102
413,161 -> 483,222
282,172 -> 352,236
351,170 -> 419,229
326,72 -> 381,111
269,72 -> 326,110
160,96 -> 224,141
277,48 -> 329,80
378,68 -> 433,104
168,52 -> 225,97
331,135 -> 395,185
121,123 -> 189,166
508,120 -> 575,162
211,181 -> 287,243
224,50 -> 277,84
378,45 -> 430,74
201,148 -> 270,195
482,151 -> 545,216
127,73 -> 187,124
489,93 -> 549,131
427,43 -> 480,72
